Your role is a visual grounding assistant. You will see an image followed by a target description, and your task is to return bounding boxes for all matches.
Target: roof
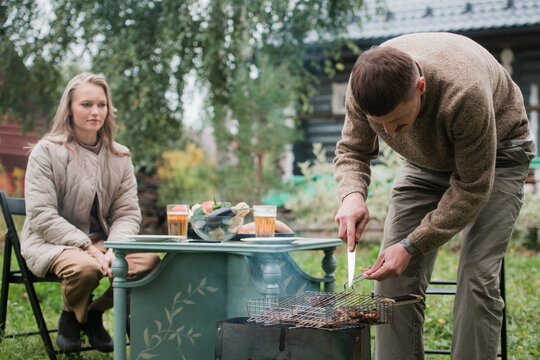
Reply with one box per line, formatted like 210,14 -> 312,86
348,0 -> 540,41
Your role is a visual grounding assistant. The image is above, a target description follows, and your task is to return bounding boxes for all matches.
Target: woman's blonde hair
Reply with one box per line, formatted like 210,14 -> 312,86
41,71 -> 130,156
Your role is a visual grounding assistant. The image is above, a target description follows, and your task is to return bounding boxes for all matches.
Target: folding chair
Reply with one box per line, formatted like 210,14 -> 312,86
425,258 -> 507,359
0,190 -> 94,359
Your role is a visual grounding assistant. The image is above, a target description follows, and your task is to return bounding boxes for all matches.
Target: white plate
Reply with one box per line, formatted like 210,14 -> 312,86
130,235 -> 184,242
239,237 -> 302,244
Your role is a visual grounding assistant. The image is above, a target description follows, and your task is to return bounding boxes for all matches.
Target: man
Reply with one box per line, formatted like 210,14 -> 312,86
333,32 -> 534,359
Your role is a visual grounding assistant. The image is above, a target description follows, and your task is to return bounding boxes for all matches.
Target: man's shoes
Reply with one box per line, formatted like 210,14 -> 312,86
56,311 -> 81,353
81,309 -> 114,353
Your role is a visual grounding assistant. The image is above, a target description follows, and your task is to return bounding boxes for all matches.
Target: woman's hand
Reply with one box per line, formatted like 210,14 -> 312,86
83,244 -> 109,276
104,248 -> 116,278
335,193 -> 370,252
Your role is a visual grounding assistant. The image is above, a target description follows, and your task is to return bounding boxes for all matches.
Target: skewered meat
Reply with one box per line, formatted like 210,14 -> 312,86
306,293 -> 348,307
333,307 -> 380,324
307,295 -> 335,307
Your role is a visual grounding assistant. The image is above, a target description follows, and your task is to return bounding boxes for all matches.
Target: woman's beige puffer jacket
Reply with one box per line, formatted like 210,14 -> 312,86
21,137 -> 141,277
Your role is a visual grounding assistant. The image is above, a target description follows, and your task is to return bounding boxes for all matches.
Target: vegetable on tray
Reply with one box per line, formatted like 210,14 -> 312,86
190,201 -> 250,240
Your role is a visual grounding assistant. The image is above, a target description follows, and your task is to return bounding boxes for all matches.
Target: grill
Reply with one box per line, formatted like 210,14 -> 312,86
247,291 -> 421,330
216,293 -> 420,359
215,317 -> 371,360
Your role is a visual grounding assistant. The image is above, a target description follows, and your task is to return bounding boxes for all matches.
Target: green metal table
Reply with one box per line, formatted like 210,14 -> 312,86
105,237 -> 342,360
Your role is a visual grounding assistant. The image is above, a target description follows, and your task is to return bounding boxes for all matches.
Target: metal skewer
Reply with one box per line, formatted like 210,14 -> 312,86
343,274 -> 369,291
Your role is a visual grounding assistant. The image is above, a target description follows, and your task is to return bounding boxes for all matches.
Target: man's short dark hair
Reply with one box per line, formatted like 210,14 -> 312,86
350,46 -> 418,116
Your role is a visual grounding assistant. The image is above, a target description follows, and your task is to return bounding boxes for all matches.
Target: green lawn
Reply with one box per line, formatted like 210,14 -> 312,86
290,241 -> 540,360
0,240 -> 538,359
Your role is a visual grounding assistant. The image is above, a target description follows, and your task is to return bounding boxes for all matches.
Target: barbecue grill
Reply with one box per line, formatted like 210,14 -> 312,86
247,291 -> 421,329
215,292 -> 421,359
215,317 -> 371,360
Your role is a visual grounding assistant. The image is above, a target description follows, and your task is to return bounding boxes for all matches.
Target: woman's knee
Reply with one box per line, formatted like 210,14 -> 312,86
125,253 -> 160,280
68,258 -> 103,286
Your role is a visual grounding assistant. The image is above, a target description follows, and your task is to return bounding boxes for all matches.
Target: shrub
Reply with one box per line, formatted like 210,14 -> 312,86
512,191 -> 540,249
0,164 -> 24,198
156,144 -> 217,206
284,143 -> 341,231
284,142 -> 402,231
365,142 -> 403,222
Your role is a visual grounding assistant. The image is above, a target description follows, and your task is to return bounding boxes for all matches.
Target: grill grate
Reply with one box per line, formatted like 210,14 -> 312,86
247,291 -> 394,330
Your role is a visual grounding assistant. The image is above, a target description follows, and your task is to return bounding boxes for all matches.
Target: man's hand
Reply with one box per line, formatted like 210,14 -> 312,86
363,243 -> 411,281
83,244 -> 109,276
335,193 -> 369,252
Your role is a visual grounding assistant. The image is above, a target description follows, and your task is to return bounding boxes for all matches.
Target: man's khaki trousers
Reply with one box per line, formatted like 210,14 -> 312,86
50,240 -> 160,324
374,141 -> 533,360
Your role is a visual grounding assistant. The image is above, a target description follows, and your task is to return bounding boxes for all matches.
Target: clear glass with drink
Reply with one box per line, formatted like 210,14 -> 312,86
167,204 -> 190,239
253,205 -> 277,237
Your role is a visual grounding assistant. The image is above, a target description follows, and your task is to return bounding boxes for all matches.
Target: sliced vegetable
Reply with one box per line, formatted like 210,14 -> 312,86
201,200 -> 215,213
208,207 -> 234,217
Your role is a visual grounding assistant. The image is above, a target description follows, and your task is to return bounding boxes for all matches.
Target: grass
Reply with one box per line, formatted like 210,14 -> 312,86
290,240 -> 540,360
0,225 -> 538,359
0,267 -> 114,360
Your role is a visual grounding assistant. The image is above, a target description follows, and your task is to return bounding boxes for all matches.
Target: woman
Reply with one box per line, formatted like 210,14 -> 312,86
21,72 -> 160,353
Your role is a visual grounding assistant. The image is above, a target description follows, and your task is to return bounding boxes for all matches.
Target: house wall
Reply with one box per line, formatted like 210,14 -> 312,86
0,123 -> 41,195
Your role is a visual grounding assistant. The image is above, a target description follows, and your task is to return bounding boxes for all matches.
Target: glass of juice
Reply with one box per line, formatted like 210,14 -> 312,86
253,205 -> 277,237
167,204 -> 190,239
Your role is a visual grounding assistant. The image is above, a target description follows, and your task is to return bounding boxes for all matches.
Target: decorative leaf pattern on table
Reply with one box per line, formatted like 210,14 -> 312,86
136,277 -> 218,360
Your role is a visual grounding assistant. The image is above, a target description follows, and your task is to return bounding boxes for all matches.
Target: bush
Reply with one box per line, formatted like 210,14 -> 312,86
284,143 -> 341,231
284,142 -> 402,231
0,164 -> 24,198
364,142 -> 403,222
156,144 -> 217,206
512,191 -> 540,249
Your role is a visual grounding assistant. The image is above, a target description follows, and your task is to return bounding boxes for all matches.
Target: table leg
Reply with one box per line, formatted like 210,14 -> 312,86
111,251 -> 128,360
322,247 -> 337,292
261,253 -> 281,297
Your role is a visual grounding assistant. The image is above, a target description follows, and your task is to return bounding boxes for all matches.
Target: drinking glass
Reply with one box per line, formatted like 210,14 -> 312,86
167,204 -> 190,238
253,205 -> 277,237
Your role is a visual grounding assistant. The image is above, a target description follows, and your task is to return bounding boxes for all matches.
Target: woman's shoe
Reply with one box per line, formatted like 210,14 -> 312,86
56,311 -> 81,353
82,309 -> 114,353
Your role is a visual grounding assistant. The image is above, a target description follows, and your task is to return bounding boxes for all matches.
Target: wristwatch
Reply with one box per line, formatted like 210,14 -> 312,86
400,237 -> 420,256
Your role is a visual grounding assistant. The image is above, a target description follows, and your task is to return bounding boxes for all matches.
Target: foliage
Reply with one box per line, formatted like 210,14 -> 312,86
511,191 -> 540,249
365,141 -> 403,221
0,164 -> 24,198
290,242 -> 540,360
0,1 -> 61,130
156,144 -> 217,206
44,0 -> 202,171
284,143 -> 341,231
2,0 -> 373,174
212,55 -> 301,203
198,1 -> 368,201
284,141 -> 402,231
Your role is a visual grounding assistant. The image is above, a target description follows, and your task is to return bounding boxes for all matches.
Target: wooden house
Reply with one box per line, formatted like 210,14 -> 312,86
294,0 -> 540,166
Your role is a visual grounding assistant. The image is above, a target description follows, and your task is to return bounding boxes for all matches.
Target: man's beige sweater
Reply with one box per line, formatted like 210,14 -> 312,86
334,32 -> 530,254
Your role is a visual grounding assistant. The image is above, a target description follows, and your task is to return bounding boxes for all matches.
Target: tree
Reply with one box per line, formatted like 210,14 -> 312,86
2,0 -> 372,193
212,55 -> 302,203
198,1 -> 368,202
44,0 -> 203,170
0,0 -> 61,130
